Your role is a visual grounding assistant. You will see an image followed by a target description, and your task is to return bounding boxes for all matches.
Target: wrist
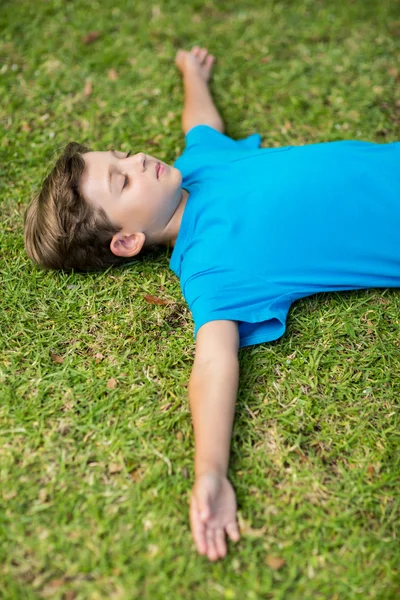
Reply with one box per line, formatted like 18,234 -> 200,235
183,69 -> 209,86
195,462 -> 228,479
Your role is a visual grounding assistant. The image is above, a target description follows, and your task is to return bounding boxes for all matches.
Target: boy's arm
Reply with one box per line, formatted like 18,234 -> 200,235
176,47 -> 224,134
188,319 -> 241,561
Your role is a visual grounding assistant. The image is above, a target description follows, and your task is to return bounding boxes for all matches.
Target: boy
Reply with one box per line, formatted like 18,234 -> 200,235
24,46 -> 400,562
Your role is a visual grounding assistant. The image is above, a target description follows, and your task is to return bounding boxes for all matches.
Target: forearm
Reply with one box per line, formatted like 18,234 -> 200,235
182,72 -> 224,134
188,358 -> 239,478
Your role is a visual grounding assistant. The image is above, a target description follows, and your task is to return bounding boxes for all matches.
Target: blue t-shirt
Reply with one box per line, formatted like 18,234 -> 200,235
169,125 -> 400,348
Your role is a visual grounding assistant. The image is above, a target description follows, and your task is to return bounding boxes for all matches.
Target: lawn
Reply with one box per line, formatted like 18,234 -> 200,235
1,0 -> 399,598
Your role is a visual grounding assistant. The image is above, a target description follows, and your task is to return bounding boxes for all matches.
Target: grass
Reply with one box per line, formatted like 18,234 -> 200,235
1,0 -> 400,598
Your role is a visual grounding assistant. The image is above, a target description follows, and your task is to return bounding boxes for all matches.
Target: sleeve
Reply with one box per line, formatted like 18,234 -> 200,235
182,264 -> 293,349
184,125 -> 262,155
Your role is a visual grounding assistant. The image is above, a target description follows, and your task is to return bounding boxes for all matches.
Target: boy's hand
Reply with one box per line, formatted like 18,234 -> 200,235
190,472 -> 240,561
175,46 -> 215,83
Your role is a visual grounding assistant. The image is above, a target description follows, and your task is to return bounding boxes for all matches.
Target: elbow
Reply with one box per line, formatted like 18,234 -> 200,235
183,119 -> 224,135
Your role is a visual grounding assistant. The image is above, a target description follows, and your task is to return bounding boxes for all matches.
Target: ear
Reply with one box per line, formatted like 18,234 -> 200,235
110,232 -> 146,258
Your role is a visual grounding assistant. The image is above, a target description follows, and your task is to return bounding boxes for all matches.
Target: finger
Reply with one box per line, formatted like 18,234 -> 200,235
205,55 -> 215,70
214,528 -> 227,559
206,529 -> 219,562
190,498 -> 207,555
199,48 -> 208,63
192,46 -> 200,55
226,521 -> 241,542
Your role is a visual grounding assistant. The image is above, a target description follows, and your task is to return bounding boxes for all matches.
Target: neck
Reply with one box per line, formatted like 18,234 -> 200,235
165,188 -> 189,248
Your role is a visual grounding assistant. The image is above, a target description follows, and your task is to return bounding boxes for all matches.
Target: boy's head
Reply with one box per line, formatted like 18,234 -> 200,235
24,142 -> 184,272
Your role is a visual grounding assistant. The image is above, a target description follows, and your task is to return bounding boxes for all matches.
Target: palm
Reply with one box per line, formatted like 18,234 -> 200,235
203,474 -> 236,527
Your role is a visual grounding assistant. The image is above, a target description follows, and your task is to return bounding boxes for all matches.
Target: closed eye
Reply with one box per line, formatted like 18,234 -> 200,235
123,150 -> 132,189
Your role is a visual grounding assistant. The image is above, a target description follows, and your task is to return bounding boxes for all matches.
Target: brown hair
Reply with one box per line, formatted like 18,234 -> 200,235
24,142 -> 155,272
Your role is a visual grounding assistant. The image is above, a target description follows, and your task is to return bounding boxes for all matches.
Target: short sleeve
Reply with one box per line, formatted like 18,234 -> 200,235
182,264 -> 292,348
184,125 -> 262,155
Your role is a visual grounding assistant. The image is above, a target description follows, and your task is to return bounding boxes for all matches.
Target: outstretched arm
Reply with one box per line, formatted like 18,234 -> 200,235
188,320 -> 241,561
175,46 -> 224,135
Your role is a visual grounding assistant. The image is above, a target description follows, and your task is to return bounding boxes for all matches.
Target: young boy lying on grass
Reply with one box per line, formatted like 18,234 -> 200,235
24,46 -> 400,562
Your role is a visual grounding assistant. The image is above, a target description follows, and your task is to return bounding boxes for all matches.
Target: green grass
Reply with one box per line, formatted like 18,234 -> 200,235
1,0 -> 400,598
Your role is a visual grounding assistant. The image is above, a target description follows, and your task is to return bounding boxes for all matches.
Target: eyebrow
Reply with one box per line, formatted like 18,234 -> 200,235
108,150 -> 119,195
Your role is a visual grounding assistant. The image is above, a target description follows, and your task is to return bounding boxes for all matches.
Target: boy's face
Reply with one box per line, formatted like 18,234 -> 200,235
80,150 -> 183,255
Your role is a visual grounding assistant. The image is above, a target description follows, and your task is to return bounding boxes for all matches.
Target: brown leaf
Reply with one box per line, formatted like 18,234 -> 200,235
107,378 -> 117,389
83,80 -> 92,97
143,294 -> 170,305
108,68 -> 118,81
109,462 -> 123,474
48,578 -> 64,589
367,464 -> 375,478
50,353 -> 64,364
266,555 -> 286,570
130,467 -> 145,482
21,121 -> 31,132
261,56 -> 272,63
237,513 -> 267,537
82,31 -> 101,45
95,352 -> 105,363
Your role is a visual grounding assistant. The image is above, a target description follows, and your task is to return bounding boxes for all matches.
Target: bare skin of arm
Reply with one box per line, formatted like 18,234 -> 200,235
188,320 -> 241,561
175,48 -> 240,561
175,46 -> 224,134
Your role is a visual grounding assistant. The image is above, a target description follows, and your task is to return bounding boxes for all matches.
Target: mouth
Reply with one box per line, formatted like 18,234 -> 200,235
156,162 -> 165,179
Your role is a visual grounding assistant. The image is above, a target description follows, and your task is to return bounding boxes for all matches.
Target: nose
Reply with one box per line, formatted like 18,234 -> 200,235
134,152 -> 146,172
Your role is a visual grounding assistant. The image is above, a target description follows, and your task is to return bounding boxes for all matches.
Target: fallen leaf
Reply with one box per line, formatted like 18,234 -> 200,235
83,80 -> 92,97
237,513 -> 267,537
50,353 -> 64,364
367,464 -> 374,478
21,121 -> 31,132
261,56 -> 272,63
109,463 -> 123,474
82,31 -> 101,45
48,578 -> 64,589
107,378 -> 117,389
108,68 -> 118,81
129,467 -> 145,482
143,294 -> 170,305
266,555 -> 286,570
95,352 -> 104,363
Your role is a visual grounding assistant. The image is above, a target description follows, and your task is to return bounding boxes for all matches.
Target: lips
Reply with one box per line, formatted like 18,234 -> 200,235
156,162 -> 165,178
